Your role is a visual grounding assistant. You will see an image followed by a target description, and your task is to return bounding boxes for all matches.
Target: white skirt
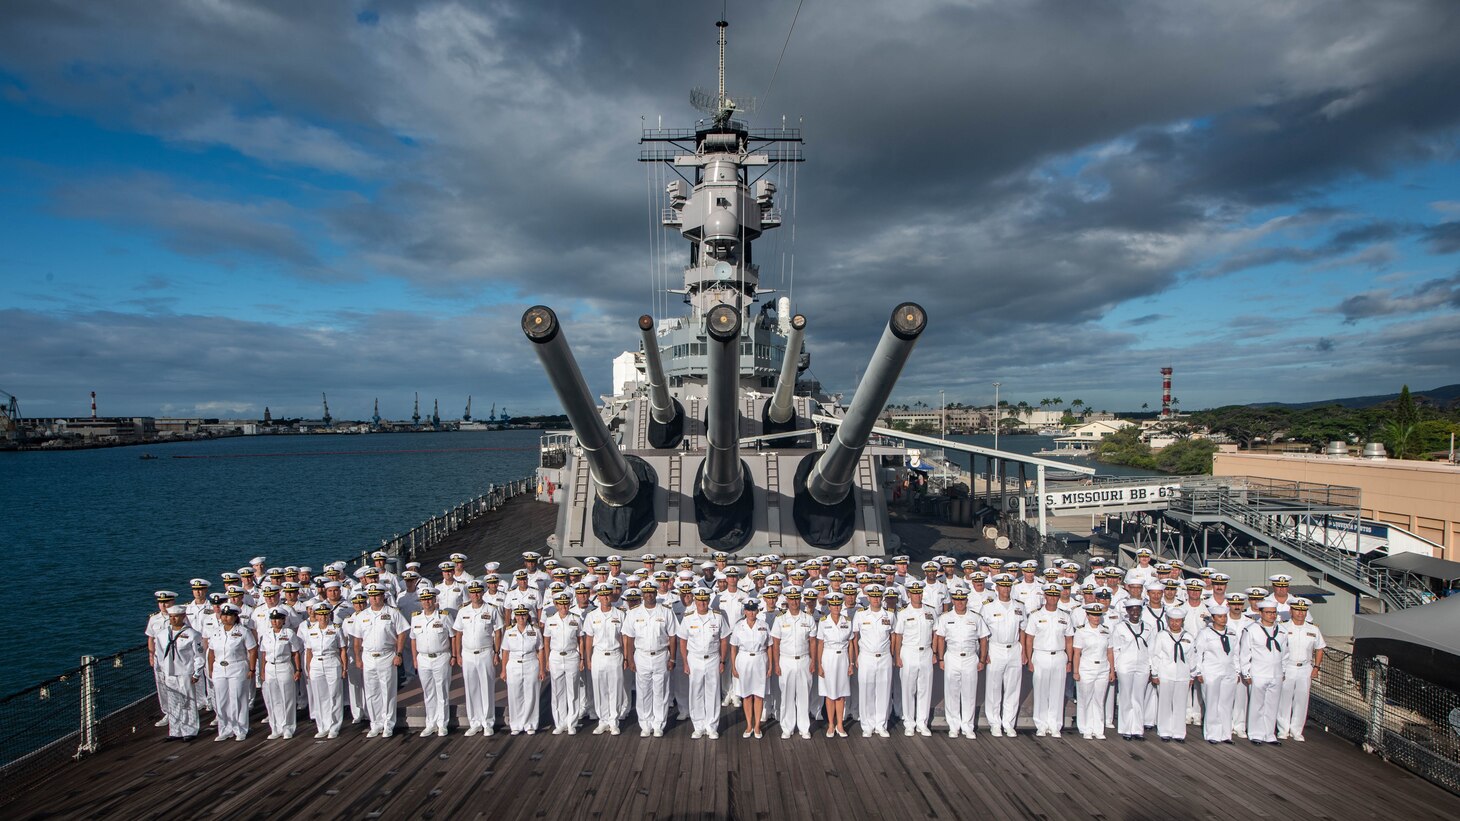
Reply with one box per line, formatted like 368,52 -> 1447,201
735,651 -> 768,698
819,645 -> 851,699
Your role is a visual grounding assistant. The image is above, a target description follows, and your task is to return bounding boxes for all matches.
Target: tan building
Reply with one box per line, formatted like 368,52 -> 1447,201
1213,451 -> 1460,559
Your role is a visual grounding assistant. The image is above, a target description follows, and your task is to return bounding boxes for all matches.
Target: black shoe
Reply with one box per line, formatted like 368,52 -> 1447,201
1251,739 -> 1263,745
1208,739 -> 1219,745
1267,740 -> 1281,746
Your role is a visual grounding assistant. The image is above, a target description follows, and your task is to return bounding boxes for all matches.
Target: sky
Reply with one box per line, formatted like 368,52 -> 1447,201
2,0 -> 1459,421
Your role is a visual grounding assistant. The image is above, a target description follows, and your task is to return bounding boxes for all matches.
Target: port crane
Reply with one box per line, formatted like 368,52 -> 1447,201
1,389 -> 22,442
431,399 -> 441,430
321,393 -> 333,428
371,398 -> 381,430
463,396 -> 473,422
412,393 -> 421,428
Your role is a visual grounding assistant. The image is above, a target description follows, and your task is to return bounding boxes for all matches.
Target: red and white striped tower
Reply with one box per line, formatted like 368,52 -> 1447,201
90,391 -> 97,419
1160,367 -> 1173,417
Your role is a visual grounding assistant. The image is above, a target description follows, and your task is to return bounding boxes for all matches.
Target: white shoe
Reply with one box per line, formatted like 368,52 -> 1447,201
1036,729 -> 1048,737
800,731 -> 811,739
328,731 -> 339,738
314,731 -> 326,739
552,727 -> 565,735
1277,731 -> 1289,740
382,730 -> 393,738
593,724 -> 608,735
1003,726 -> 1016,736
782,731 -> 793,740
861,728 -> 872,738
743,730 -> 753,738
267,732 -> 281,740
875,727 -> 889,738
653,728 -> 663,738
641,728 -> 651,738
1083,733 -> 1093,740
754,730 -> 762,739
691,729 -> 704,739
283,732 -> 294,739
965,729 -> 977,739
214,735 -> 229,742
1292,734 -> 1305,742
465,726 -> 480,737
904,726 -> 915,737
707,731 -> 719,740
567,726 -> 576,735
367,728 -> 380,738
525,729 -> 534,735
155,717 -> 169,727
234,734 -> 246,742
917,725 -> 931,737
988,726 -> 1002,737
1095,734 -> 1106,740
510,730 -> 521,736
610,726 -> 621,736
484,727 -> 495,736
948,729 -> 960,739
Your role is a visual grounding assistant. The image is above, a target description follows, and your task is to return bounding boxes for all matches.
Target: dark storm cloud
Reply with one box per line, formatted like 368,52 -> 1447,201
1331,273 -> 1460,322
3,0 -> 1460,411
1424,221 -> 1460,253
1125,314 -> 1164,327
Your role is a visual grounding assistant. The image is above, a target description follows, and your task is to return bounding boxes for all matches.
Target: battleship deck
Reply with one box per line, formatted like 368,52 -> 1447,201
3,703 -> 1456,819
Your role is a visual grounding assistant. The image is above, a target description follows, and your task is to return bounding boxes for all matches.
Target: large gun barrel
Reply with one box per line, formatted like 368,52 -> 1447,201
638,315 -> 677,425
766,313 -> 807,425
702,304 -> 745,505
807,302 -> 927,506
522,306 -> 639,507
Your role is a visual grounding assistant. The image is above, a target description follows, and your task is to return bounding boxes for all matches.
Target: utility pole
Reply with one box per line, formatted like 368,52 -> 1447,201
992,382 -> 1001,452
940,389 -> 946,438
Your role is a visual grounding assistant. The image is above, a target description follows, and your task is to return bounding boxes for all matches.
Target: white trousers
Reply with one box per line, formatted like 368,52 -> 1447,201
1030,652 -> 1068,733
417,652 -> 452,731
900,653 -> 934,729
212,673 -> 250,739
857,652 -> 892,732
362,653 -> 398,732
1277,665 -> 1313,738
308,660 -> 343,735
634,650 -> 671,732
461,648 -> 497,730
160,673 -> 200,738
1075,665 -> 1109,737
943,652 -> 981,734
1201,673 -> 1236,742
505,656 -> 540,732
1155,677 -> 1191,739
778,653 -> 812,734
984,645 -> 1022,730
1115,669 -> 1149,737
591,652 -> 626,728
673,657 -> 691,719
263,664 -> 297,735
346,660 -> 366,723
687,653 -> 721,733
549,654 -> 582,730
1247,675 -> 1282,742
1233,678 -> 1249,734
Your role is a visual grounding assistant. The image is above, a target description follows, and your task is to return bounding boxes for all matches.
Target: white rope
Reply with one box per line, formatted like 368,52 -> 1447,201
760,0 -> 806,113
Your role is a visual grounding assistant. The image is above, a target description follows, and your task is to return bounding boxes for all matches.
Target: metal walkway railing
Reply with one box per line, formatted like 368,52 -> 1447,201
1169,487 -> 1428,610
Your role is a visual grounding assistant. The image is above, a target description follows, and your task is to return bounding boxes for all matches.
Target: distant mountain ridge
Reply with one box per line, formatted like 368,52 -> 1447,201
1251,384 -> 1460,410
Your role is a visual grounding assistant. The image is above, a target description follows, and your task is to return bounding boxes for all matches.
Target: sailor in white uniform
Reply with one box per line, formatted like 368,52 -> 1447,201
1224,593 -> 1252,736
893,581 -> 937,737
542,591 -> 586,735
499,606 -> 544,735
852,585 -> 895,737
623,584 -> 678,737
1111,601 -> 1154,739
207,604 -> 256,742
729,600 -> 771,738
1240,598 -> 1290,744
146,590 -> 178,729
677,589 -> 729,739
1071,603 -> 1114,740
301,602 -> 346,738
814,593 -> 853,738
980,574 -> 1026,737
1024,584 -> 1075,737
410,587 -> 456,737
258,609 -> 302,739
157,605 -> 204,740
935,589 -> 990,739
583,584 -> 627,735
353,585 -> 409,738
1150,608 -> 1197,742
1277,599 -> 1325,741
1193,603 -> 1240,743
453,580 -> 503,736
771,587 -> 816,739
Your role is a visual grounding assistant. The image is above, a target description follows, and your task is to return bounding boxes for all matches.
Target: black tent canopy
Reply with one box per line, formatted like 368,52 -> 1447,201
1372,552 -> 1460,582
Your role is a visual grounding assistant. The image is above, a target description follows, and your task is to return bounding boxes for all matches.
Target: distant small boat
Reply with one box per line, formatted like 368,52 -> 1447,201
139,454 -> 159,460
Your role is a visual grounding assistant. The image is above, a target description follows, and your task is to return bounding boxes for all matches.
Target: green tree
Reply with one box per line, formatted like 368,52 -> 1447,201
1155,438 -> 1217,474
1382,420 -> 1419,460
1395,385 -> 1419,429
1095,426 -> 1156,469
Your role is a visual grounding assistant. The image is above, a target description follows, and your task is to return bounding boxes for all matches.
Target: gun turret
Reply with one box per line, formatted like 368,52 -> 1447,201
522,306 -> 639,506
766,313 -> 806,426
702,304 -> 745,505
639,315 -> 676,426
807,303 -> 926,506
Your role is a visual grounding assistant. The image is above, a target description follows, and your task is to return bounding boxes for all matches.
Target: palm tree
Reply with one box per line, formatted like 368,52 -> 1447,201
1051,396 -> 1063,409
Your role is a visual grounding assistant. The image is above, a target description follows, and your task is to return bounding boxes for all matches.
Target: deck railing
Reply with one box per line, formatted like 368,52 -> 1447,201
0,476 -> 539,787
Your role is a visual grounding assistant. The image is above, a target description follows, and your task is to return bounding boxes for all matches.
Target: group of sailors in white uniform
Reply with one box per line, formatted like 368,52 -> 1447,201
146,547 -> 1327,746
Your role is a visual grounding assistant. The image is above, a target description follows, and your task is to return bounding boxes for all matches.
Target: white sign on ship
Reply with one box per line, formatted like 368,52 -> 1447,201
1033,483 -> 1183,511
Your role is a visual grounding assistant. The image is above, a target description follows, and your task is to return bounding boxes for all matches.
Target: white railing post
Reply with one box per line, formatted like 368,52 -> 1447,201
1364,655 -> 1388,754
74,655 -> 99,758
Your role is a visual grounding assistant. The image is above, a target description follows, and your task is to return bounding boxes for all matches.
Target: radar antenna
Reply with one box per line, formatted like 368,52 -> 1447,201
690,20 -> 756,127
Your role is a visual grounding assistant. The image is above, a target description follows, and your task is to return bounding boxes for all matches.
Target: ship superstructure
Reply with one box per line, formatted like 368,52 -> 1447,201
530,20 -> 925,557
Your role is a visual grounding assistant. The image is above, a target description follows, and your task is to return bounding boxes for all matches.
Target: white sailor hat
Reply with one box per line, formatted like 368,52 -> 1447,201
324,581 -> 342,589
1268,574 -> 1292,587
283,565 -> 299,574
483,573 -> 501,583
353,567 -> 369,579
1290,598 -> 1311,610
466,580 -> 485,592
1211,573 -> 1231,583
700,561 -> 715,570
921,561 -> 939,571
1184,579 -> 1205,590
1083,603 -> 1106,615
484,561 -> 501,572
405,561 -> 421,570
401,570 -> 421,580
1247,587 -> 1269,598
249,556 -> 267,566
418,586 -> 437,599
1166,607 -> 1187,621
1256,598 -> 1278,610
298,566 -> 313,574
238,567 -> 255,577
865,584 -> 885,597
1144,581 -> 1164,593
826,592 -> 845,605
365,584 -> 385,595
993,573 -> 1015,586
640,553 -> 658,562
1042,583 -> 1061,596
607,555 -> 624,564
960,559 -> 977,569
166,605 -> 186,616
1207,603 -> 1228,615
594,583 -> 613,595
906,580 -> 926,592
522,551 -> 542,561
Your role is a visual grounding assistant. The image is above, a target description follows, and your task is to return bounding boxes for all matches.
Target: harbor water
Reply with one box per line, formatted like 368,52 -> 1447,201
0,430 -> 542,695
